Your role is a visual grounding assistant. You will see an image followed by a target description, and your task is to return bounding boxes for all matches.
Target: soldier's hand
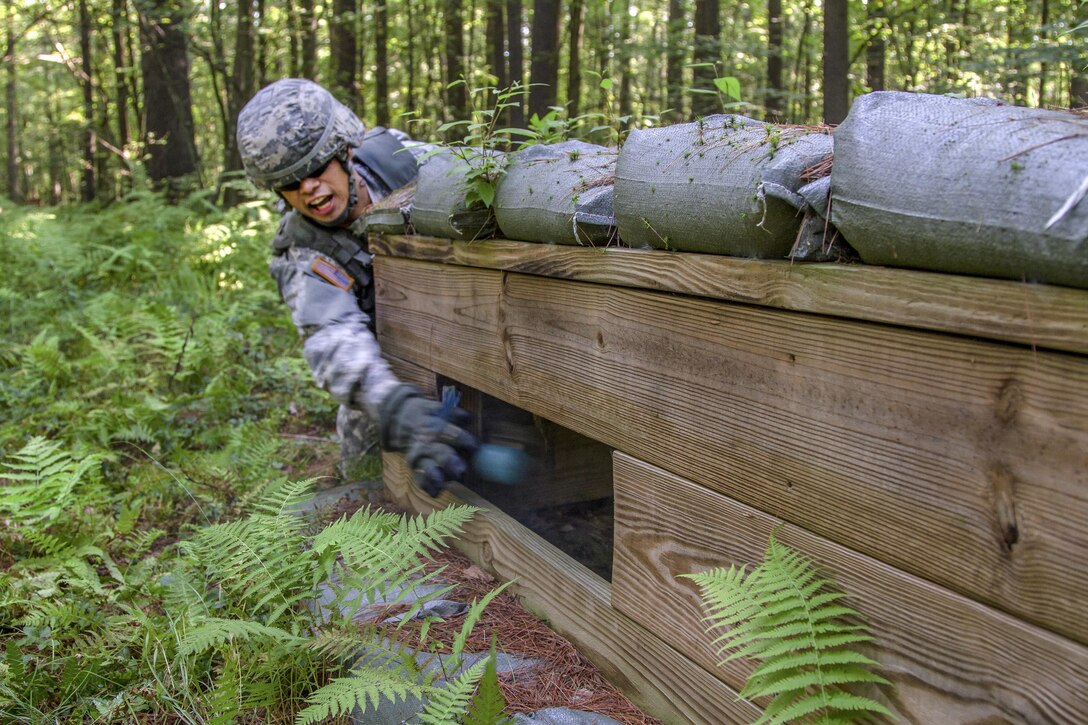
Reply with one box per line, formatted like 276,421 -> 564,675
377,384 -> 478,496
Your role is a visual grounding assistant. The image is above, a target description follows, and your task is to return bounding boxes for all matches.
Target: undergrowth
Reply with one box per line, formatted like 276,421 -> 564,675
0,190 -> 501,723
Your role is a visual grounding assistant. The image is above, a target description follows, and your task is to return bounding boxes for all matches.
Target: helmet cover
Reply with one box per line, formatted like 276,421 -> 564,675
236,78 -> 366,189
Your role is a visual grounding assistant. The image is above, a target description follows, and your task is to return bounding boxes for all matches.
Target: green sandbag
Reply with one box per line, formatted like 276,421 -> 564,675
361,181 -> 415,235
494,141 -> 617,246
832,91 -> 1088,289
614,115 -> 832,256
410,149 -> 501,241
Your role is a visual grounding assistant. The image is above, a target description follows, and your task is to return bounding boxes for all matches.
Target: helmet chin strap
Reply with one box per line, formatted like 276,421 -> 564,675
326,150 -> 357,228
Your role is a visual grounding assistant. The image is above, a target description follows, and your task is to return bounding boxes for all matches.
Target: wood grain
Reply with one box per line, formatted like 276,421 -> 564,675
374,256 -> 1088,645
612,453 -> 1088,724
370,234 -> 1088,356
382,452 -> 759,725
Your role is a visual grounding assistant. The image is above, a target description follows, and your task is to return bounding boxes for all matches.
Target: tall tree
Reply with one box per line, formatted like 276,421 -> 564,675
330,0 -> 358,109
139,0 -> 200,195
78,0 -> 96,202
766,0 -> 784,118
617,0 -> 633,120
666,0 -> 685,117
506,0 -> 525,126
4,3 -> 18,203
444,0 -> 468,123
692,0 -> 720,116
299,0 -> 317,79
112,0 -> 131,153
822,0 -> 849,123
866,0 -> 886,91
487,0 -> 506,89
566,0 -> 583,116
375,0 -> 389,124
222,0 -> 257,205
528,0 -> 560,119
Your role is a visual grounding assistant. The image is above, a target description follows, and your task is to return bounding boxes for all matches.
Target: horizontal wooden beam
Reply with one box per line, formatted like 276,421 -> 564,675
382,453 -> 758,724
374,256 -> 1088,645
371,234 -> 1088,356
612,453 -> 1088,723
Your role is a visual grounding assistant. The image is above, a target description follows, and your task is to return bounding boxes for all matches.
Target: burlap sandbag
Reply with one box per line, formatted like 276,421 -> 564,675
411,149 -> 500,241
831,91 -> 1088,288
361,181 -> 415,234
494,141 -> 617,246
614,115 -> 832,256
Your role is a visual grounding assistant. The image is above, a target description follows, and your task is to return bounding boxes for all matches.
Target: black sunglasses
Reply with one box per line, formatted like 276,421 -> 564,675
276,158 -> 333,192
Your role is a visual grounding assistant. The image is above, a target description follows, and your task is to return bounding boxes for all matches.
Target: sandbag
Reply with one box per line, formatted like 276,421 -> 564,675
361,181 -> 415,235
614,115 -> 832,256
494,141 -> 617,246
831,91 -> 1088,289
410,149 -> 500,241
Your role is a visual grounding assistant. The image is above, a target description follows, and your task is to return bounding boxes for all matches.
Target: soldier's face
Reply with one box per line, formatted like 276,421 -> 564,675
281,158 -> 364,226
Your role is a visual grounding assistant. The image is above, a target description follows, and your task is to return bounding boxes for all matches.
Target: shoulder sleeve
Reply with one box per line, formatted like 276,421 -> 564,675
269,247 -> 399,414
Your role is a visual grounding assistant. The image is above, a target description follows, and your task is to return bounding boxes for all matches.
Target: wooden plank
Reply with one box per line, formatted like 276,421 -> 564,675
384,353 -> 438,398
612,453 -> 1088,724
382,452 -> 759,725
374,256 -> 1088,645
370,234 -> 1088,356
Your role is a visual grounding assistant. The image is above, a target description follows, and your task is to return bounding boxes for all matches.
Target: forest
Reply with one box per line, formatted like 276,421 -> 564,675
3,0 -> 1086,205
0,0 -> 1085,722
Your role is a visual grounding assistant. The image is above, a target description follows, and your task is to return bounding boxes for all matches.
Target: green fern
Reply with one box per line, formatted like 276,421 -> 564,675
295,659 -> 430,724
416,656 -> 491,725
179,617 -> 305,657
684,533 -> 893,725
463,638 -> 514,725
0,437 -> 103,528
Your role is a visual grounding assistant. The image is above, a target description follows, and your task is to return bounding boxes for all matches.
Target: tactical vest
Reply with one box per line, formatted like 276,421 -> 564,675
271,127 -> 420,325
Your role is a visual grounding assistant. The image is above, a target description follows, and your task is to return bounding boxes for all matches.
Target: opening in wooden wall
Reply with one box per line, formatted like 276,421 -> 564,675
439,376 -> 615,580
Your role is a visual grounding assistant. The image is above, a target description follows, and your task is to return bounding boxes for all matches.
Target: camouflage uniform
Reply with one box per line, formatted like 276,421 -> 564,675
238,79 -> 427,478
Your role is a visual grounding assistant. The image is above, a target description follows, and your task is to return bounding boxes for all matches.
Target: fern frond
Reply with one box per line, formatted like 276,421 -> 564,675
450,581 -> 513,661
687,532 -> 892,724
416,656 -> 490,725
463,638 -> 513,725
178,617 -> 303,657
295,662 -> 429,725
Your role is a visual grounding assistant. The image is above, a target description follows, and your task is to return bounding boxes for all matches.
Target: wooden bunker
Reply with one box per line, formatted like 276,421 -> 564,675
371,232 -> 1088,724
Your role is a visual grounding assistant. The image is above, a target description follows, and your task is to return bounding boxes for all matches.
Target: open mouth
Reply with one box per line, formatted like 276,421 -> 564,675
308,194 -> 335,215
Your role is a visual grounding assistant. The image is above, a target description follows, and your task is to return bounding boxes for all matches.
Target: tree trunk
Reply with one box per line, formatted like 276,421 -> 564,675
506,0 -> 525,126
112,0 -> 131,154
866,0 -> 885,91
766,0 -> 784,119
299,0 -> 317,79
487,0 -> 506,89
566,0 -> 582,117
406,0 -> 416,112
1038,0 -> 1049,106
617,0 -> 633,121
330,0 -> 358,109
528,0 -> 560,119
139,0 -> 200,197
286,0 -> 300,76
222,0 -> 256,206
4,10 -> 19,203
692,0 -> 720,117
255,0 -> 269,84
822,0 -> 849,124
78,0 -> 96,202
375,0 -> 389,124
666,0 -> 685,118
444,0 -> 468,124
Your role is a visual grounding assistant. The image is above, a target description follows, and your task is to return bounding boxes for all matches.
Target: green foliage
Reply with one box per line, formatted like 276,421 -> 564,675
0,193 -> 503,723
684,534 -> 893,725
463,638 -> 514,725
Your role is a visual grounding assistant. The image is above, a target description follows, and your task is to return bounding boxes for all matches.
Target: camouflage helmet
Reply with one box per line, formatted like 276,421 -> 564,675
237,78 -> 366,189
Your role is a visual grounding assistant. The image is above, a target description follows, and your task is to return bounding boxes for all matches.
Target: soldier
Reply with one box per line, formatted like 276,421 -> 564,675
236,78 -> 475,495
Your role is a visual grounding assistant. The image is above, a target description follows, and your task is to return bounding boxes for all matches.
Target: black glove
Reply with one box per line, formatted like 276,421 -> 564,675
377,384 -> 478,496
